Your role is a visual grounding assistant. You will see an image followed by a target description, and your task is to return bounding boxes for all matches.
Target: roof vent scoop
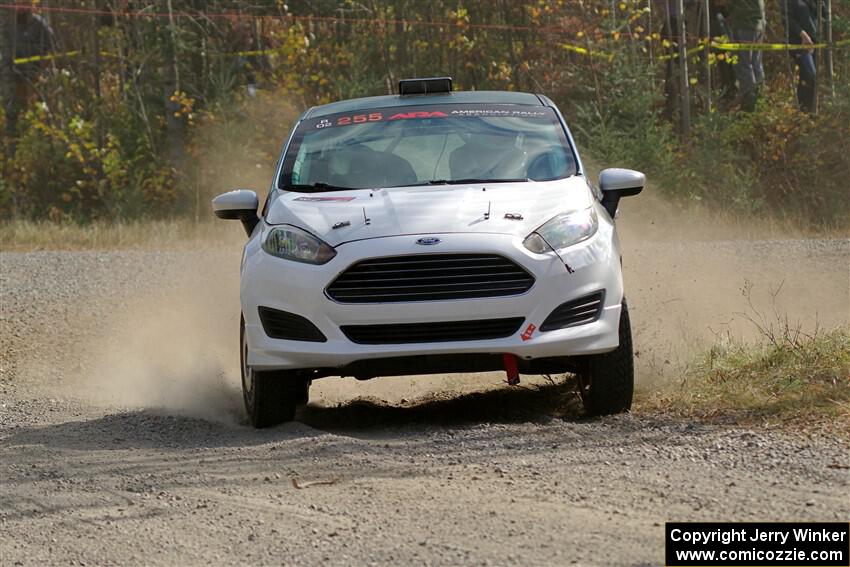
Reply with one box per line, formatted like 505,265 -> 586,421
398,77 -> 453,96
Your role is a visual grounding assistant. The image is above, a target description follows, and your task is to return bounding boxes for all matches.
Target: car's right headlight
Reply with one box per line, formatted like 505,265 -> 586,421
262,225 -> 336,264
523,207 -> 598,254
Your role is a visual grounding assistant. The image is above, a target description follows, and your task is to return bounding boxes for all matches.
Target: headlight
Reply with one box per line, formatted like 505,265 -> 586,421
262,225 -> 336,264
523,207 -> 598,254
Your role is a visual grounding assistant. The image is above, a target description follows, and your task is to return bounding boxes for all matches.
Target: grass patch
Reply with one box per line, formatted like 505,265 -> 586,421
641,327 -> 850,428
0,219 -> 244,251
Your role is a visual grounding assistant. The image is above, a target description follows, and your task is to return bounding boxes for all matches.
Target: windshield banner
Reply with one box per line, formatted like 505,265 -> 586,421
304,104 -> 554,131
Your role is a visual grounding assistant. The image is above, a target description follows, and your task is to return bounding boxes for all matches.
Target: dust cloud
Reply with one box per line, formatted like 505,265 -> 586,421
57,91 -> 300,422
79,272 -> 244,424
19,250 -> 246,424
618,189 -> 849,386
20,173 -> 847,421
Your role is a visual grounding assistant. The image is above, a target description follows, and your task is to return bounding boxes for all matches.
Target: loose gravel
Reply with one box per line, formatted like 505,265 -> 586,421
1,239 -> 848,566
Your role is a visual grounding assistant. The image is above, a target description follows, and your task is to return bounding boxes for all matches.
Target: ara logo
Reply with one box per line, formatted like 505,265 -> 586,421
416,237 -> 442,246
388,111 -> 449,121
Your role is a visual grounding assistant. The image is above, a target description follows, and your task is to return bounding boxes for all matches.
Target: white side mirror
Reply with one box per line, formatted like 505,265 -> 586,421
598,168 -> 645,218
212,190 -> 260,236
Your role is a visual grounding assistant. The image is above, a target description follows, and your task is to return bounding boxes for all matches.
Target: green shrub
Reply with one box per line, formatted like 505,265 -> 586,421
4,68 -> 173,221
572,47 -> 850,228
570,50 -> 681,189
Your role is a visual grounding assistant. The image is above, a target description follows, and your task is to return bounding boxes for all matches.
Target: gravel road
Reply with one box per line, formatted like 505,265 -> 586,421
1,235 -> 848,566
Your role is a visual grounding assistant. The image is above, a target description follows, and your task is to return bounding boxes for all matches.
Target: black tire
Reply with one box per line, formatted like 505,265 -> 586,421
295,379 -> 311,406
241,317 -> 299,428
577,300 -> 634,416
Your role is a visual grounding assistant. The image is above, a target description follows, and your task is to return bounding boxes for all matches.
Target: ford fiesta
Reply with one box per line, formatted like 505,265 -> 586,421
213,77 -> 645,428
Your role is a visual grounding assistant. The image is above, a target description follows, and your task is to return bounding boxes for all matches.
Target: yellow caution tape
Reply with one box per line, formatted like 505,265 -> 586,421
13,50 -> 79,64
13,36 -> 850,66
232,47 -> 284,57
658,43 -> 710,61
13,49 -> 145,64
560,43 -> 614,61
712,41 -> 827,51
656,38 -> 850,60
239,42 -> 612,60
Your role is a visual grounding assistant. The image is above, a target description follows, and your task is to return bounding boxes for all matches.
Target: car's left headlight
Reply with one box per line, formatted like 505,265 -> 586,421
262,225 -> 336,264
523,207 -> 598,254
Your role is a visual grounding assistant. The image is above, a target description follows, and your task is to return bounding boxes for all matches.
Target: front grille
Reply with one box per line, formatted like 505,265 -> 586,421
258,307 -> 327,342
326,253 -> 535,303
540,291 -> 605,332
341,317 -> 525,345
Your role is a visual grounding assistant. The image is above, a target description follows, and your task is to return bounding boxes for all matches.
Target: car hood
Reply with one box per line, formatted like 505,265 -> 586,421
265,177 -> 594,246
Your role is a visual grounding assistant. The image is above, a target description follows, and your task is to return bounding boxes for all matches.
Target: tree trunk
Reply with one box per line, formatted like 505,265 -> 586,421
501,0 -> 520,90
703,0 -> 711,113
814,0 -> 822,114
0,11 -> 15,217
163,0 -> 185,172
395,0 -> 408,80
1,11 -> 18,149
826,0 -> 834,98
677,0 -> 691,137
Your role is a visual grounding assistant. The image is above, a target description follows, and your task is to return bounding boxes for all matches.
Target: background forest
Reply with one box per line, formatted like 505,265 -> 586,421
1,0 -> 849,227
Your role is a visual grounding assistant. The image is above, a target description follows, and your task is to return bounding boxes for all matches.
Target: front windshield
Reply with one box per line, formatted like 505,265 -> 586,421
279,104 -> 577,191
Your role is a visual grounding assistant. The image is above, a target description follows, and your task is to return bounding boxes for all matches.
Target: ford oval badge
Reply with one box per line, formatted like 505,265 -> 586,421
416,237 -> 441,246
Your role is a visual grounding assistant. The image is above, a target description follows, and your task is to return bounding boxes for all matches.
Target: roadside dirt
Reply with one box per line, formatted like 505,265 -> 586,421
1,203 -> 848,566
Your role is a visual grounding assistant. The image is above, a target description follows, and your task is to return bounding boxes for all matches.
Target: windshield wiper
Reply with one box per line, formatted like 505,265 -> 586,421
425,178 -> 530,185
284,182 -> 360,192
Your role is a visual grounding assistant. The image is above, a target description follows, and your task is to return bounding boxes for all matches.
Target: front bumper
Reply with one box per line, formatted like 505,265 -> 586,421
242,231 -> 623,370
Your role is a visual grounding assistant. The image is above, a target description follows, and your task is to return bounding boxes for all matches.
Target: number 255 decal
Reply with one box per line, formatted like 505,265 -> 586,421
337,113 -> 383,126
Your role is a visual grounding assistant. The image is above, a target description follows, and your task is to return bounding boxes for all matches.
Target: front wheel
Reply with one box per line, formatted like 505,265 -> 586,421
241,317 -> 300,428
577,300 -> 634,416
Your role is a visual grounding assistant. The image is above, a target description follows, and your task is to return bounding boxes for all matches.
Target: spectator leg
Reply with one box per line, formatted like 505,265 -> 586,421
795,52 -> 817,113
733,29 -> 759,112
753,33 -> 765,87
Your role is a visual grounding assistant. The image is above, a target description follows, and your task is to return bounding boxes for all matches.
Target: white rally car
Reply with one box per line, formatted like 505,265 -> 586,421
213,78 -> 644,428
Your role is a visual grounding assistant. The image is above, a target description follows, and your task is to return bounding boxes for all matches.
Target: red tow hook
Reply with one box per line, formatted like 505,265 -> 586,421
503,353 -> 520,386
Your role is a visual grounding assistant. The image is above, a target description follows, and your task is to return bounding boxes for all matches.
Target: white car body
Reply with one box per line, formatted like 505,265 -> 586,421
242,178 -> 623,371
214,79 -> 643,426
